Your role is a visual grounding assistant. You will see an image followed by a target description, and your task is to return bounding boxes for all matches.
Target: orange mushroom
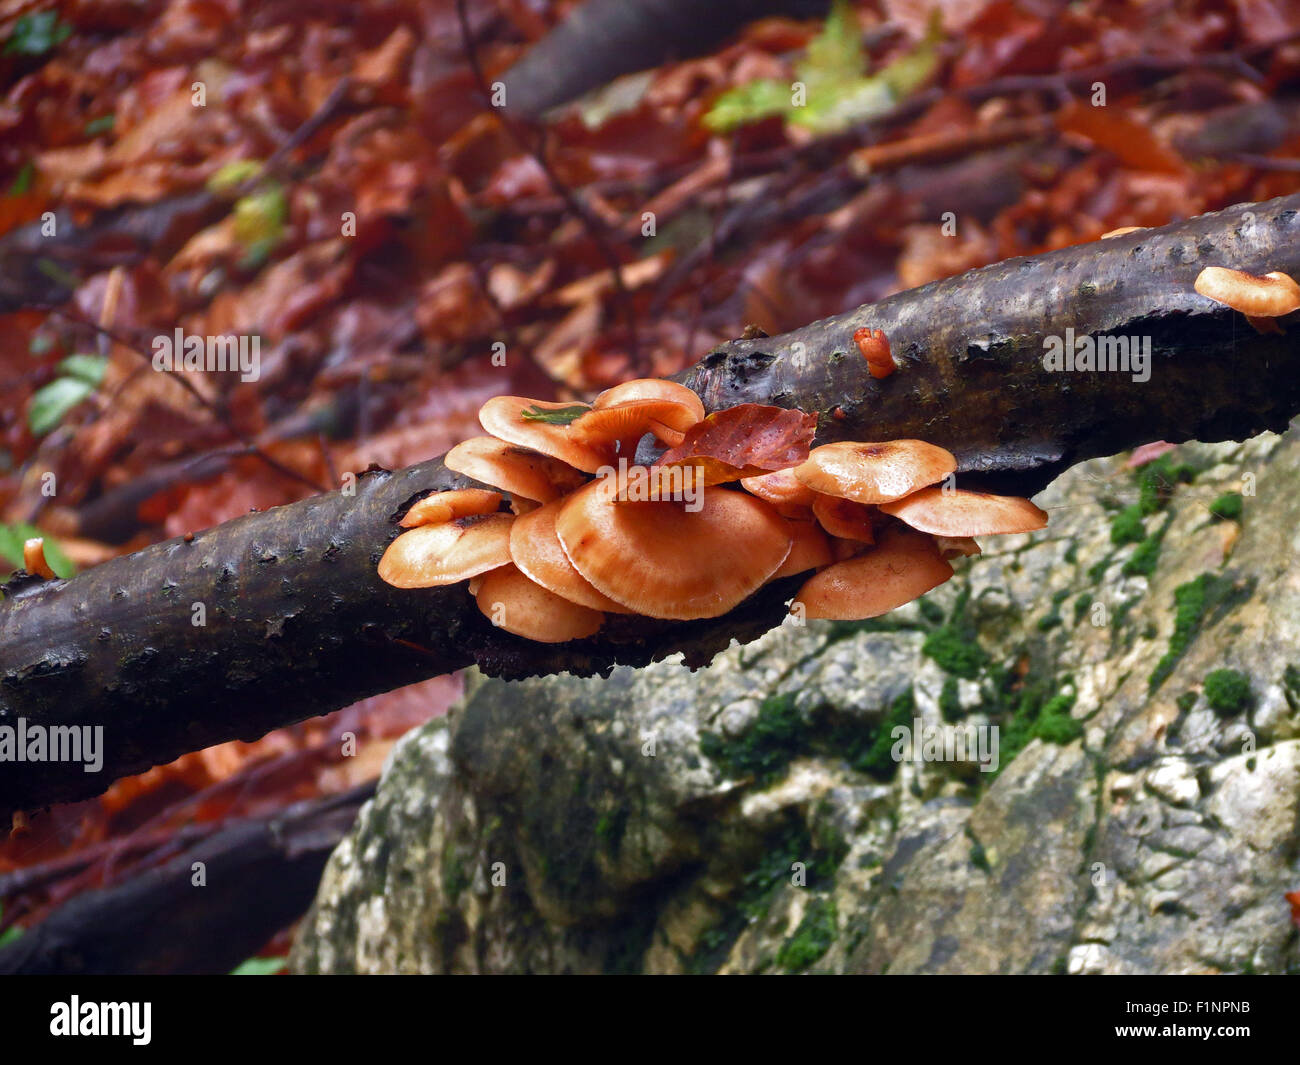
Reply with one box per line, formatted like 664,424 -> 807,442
570,398 -> 700,452
794,440 -> 956,505
853,327 -> 895,379
1194,267 -> 1300,318
934,535 -> 982,559
555,474 -> 791,619
399,488 -> 503,528
22,538 -> 56,579
509,499 -> 631,613
474,564 -> 604,642
378,512 -> 513,588
593,379 -> 706,422
740,468 -> 817,518
478,396 -> 615,473
811,494 -> 875,543
445,436 -> 587,504
771,520 -> 834,580
880,487 -> 1047,537
792,526 -> 954,620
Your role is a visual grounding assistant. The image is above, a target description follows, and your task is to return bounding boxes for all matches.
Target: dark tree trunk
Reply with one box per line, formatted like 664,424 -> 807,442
3,194 -> 1299,819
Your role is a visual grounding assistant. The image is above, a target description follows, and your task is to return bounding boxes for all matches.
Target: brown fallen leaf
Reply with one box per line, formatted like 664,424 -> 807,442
657,403 -> 818,484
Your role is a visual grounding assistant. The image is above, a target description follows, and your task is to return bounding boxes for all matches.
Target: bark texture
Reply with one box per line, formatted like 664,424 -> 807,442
3,194 -> 1300,818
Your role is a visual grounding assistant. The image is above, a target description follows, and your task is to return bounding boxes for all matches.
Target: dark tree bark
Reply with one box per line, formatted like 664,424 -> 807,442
4,194 -> 1300,819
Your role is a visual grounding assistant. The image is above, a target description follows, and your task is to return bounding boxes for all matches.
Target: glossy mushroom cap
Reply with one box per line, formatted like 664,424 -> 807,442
378,512 -> 514,588
445,436 -> 587,503
509,499 -> 631,613
740,468 -> 817,517
400,488 -> 503,528
474,564 -> 605,642
880,487 -> 1048,537
794,440 -> 957,505
555,475 -> 792,620
792,526 -> 954,620
23,538 -> 56,579
1194,267 -> 1300,317
478,396 -> 614,473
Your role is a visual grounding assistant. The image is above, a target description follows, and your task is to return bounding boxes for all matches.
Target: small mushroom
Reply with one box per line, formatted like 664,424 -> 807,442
378,512 -> 513,588
399,488 -> 503,528
509,499 -> 631,613
593,379 -> 706,423
1194,267 -> 1300,318
935,535 -> 982,559
771,520 -> 834,580
794,440 -> 957,504
555,474 -> 792,619
880,487 -> 1048,536
474,564 -> 605,642
478,396 -> 614,473
23,538 -> 56,579
811,494 -> 875,543
740,468 -> 817,517
445,436 -> 587,503
853,327 -> 895,379
792,526 -> 954,620
570,398 -> 701,451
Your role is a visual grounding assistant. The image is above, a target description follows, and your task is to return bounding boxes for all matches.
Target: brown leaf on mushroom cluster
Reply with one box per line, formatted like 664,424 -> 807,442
656,403 -> 818,484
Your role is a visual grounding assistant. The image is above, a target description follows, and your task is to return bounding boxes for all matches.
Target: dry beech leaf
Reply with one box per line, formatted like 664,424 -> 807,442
656,404 -> 818,484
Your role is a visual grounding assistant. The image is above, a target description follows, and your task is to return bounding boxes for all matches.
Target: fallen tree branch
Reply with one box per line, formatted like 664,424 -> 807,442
4,194 -> 1300,818
0,785 -> 373,975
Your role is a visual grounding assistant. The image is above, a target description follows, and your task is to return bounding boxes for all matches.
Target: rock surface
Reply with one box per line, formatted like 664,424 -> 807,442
292,432 -> 1300,974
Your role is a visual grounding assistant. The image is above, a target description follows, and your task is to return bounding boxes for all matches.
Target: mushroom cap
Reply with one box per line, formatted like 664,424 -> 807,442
794,440 -> 957,504
479,396 -> 614,472
475,564 -> 605,642
771,520 -> 834,580
594,379 -> 706,423
399,488 -> 503,528
880,487 -> 1048,536
23,537 -> 56,579
1194,267 -> 1300,317
510,499 -> 631,613
741,468 -> 817,516
811,493 -> 876,543
935,535 -> 981,559
792,526 -> 954,620
445,436 -> 588,503
378,512 -> 514,588
555,476 -> 791,619
570,398 -> 701,448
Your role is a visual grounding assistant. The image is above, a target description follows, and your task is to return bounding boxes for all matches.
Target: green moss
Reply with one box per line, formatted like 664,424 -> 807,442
776,897 -> 838,973
1063,542 -> 1078,565
1087,556 -> 1111,583
1175,691 -> 1198,714
1203,668 -> 1252,716
996,681 -> 1080,772
596,805 -> 629,852
699,692 -> 803,785
1121,526 -> 1164,577
1137,455 -> 1196,515
939,675 -> 962,720
1073,593 -> 1093,626
1148,574 -> 1239,692
845,688 -> 915,780
917,598 -> 946,625
1110,504 -> 1146,545
922,588 -> 987,678
1208,492 -> 1243,522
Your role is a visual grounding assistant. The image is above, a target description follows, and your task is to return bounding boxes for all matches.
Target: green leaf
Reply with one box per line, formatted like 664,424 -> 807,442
84,114 -> 114,137
57,354 -> 108,386
208,159 -> 263,194
230,956 -> 286,975
8,161 -> 34,197
5,11 -> 72,56
796,0 -> 863,89
702,79 -> 791,133
28,376 -> 95,436
519,403 -> 588,425
0,903 -> 22,948
233,184 -> 287,250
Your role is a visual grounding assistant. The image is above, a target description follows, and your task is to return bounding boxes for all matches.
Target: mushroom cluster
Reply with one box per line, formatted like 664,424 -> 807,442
378,380 -> 1048,642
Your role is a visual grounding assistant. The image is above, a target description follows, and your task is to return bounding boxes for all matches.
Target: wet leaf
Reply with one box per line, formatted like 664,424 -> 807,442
657,403 -> 818,483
